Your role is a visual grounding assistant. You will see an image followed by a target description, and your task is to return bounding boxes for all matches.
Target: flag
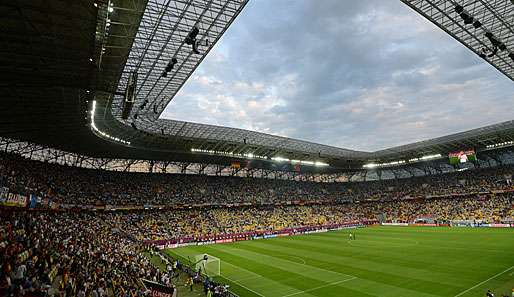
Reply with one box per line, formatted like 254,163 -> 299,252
29,194 -> 37,208
0,187 -> 8,203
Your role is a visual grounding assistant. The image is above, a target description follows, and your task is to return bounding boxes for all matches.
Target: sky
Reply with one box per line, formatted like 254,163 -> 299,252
161,0 -> 514,152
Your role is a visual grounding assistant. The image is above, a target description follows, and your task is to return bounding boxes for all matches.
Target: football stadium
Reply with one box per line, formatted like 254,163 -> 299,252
1,0 -> 514,296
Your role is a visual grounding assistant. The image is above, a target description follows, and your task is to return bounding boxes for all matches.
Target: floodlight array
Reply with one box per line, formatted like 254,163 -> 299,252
401,0 -> 514,81
91,101 -> 131,145
363,154 -> 443,169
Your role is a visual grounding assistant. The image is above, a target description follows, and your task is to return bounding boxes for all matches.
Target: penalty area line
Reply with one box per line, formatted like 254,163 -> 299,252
280,276 -> 357,297
453,265 -> 514,297
221,273 -> 267,297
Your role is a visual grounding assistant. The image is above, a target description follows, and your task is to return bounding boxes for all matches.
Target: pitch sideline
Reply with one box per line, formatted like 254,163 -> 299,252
453,265 -> 514,297
280,276 -> 358,297
223,274 -> 267,297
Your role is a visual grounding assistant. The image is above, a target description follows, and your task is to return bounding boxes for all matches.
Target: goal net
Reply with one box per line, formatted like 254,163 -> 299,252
194,254 -> 220,277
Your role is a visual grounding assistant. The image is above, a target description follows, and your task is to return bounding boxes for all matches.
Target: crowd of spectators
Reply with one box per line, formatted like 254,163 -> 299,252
0,210 -> 233,297
114,195 -> 513,241
0,153 -> 513,207
0,211 -> 165,296
1,196 -> 512,295
347,165 -> 514,201
0,153 -> 513,296
0,153 -> 343,205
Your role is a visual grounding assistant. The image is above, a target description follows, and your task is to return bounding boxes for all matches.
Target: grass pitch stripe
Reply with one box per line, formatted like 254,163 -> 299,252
197,245 -> 310,296
170,227 -> 514,297
221,244 -> 356,280
207,245 -> 340,294
280,277 -> 357,297
246,237 -> 463,289
223,275 -> 266,297
453,265 -> 514,297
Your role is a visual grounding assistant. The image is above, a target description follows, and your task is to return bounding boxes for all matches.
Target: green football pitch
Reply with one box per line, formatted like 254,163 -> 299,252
165,226 -> 514,297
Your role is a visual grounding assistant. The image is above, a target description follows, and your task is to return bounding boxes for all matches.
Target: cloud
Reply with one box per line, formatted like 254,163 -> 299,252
161,0 -> 514,151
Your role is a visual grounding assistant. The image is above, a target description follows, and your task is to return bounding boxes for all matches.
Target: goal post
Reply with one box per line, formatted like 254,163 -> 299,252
194,254 -> 220,277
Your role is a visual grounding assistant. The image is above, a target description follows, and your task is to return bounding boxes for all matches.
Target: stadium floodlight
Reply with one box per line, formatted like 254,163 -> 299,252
484,32 -> 506,51
191,148 -> 266,159
121,71 -> 137,119
408,154 -> 442,162
363,163 -> 378,169
420,153 -> 442,160
453,4 -> 482,29
185,26 -> 199,43
363,160 -> 407,169
459,12 -> 474,25
292,159 -> 323,166
454,5 -> 474,25
185,26 -> 201,54
272,156 -> 290,162
162,58 -> 178,77
165,58 -> 178,72
90,101 -> 131,145
192,41 -> 200,54
486,141 -> 514,149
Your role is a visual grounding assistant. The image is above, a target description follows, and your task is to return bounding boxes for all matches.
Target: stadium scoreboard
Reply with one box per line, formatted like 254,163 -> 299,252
449,150 -> 477,165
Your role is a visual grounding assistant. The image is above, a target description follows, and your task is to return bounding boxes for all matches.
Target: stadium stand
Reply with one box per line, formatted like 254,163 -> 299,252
1,0 -> 514,296
1,147 -> 513,294
1,160 -> 513,295
1,151 -> 513,206
1,147 -> 513,296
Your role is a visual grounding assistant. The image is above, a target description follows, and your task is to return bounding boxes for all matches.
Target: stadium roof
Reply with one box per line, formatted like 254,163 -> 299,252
401,0 -> 514,82
1,0 -> 513,171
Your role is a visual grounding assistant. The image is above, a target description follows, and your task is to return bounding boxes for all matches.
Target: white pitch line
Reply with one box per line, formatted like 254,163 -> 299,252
226,245 -> 355,280
284,255 -> 306,265
232,274 -> 264,282
453,265 -> 514,297
280,276 -> 357,297
222,274 -> 267,297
